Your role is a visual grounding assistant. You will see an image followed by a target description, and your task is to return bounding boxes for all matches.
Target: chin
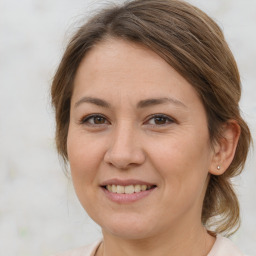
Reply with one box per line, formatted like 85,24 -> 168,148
98,214 -> 158,240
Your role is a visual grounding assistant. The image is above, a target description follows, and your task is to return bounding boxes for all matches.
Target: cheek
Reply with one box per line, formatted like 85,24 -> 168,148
66,130 -> 107,216
67,130 -> 105,186
147,132 -> 212,195
149,134 -> 210,168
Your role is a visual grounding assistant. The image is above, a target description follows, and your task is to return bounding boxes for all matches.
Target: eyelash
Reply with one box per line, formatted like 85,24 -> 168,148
145,114 -> 175,126
79,114 -> 175,127
80,114 -> 109,126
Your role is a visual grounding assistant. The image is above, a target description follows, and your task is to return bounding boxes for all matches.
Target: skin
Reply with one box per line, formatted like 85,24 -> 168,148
67,38 -> 240,256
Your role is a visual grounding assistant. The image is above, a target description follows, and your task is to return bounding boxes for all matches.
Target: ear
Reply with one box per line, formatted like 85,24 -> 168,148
209,120 -> 241,175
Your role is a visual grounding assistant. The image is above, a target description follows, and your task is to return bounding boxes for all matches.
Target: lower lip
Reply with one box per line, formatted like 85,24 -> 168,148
101,187 -> 156,203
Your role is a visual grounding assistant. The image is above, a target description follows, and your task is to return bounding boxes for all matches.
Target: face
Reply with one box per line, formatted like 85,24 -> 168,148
67,38 -> 216,240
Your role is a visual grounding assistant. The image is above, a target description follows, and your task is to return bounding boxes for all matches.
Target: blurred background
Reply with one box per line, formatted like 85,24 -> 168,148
0,0 -> 255,255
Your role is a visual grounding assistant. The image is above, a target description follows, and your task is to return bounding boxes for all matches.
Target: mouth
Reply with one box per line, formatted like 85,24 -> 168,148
103,184 -> 156,194
100,180 -> 157,203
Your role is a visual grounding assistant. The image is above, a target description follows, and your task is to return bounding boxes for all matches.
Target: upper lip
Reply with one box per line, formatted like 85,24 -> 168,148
100,178 -> 156,187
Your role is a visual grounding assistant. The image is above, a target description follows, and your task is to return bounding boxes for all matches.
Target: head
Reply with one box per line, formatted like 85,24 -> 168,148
51,0 -> 251,236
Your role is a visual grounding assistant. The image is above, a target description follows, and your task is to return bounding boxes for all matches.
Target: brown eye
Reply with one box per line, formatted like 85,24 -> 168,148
80,114 -> 109,125
94,116 -> 106,124
147,114 -> 174,126
154,116 -> 168,125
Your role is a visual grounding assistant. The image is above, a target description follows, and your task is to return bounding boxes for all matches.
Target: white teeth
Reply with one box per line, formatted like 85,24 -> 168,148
141,185 -> 147,191
107,185 -> 112,192
106,184 -> 154,194
116,185 -> 125,193
125,185 -> 135,194
112,184 -> 117,193
134,184 -> 141,193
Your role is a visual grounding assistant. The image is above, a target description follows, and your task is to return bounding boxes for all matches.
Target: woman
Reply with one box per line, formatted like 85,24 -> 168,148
51,0 -> 251,255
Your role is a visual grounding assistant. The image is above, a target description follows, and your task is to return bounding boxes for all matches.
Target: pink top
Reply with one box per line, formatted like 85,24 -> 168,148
52,235 -> 245,256
208,235 -> 244,256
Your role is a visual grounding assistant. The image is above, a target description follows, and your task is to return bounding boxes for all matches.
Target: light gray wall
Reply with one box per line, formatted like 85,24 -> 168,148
0,0 -> 255,255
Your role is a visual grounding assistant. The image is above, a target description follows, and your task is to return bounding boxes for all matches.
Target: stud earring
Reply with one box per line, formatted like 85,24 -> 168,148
217,165 -> 221,170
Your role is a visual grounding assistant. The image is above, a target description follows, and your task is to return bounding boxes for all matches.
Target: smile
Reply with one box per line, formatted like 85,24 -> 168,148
105,184 -> 155,194
101,181 -> 157,203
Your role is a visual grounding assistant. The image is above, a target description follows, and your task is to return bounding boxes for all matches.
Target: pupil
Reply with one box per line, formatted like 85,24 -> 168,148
155,117 -> 166,125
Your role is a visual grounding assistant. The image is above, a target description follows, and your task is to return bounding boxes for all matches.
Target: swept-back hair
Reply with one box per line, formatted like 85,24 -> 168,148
51,0 -> 251,235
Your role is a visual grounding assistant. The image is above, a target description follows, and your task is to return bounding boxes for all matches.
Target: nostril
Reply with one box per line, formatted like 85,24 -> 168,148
104,143 -> 146,169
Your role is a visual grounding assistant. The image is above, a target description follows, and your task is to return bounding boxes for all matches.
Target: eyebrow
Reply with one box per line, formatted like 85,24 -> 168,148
137,97 -> 187,108
74,96 -> 187,109
74,97 -> 111,108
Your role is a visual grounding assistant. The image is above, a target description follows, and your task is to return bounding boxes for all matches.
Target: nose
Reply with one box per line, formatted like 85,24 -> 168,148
104,124 -> 146,170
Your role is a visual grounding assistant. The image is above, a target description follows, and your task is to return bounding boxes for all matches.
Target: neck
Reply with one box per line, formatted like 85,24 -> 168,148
97,222 -> 215,256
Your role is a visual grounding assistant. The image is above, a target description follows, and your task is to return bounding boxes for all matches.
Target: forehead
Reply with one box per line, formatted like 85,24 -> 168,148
75,38 -> 172,83
72,38 -> 202,109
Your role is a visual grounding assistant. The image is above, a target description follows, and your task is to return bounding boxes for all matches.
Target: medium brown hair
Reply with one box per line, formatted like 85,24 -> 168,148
51,0 -> 251,235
